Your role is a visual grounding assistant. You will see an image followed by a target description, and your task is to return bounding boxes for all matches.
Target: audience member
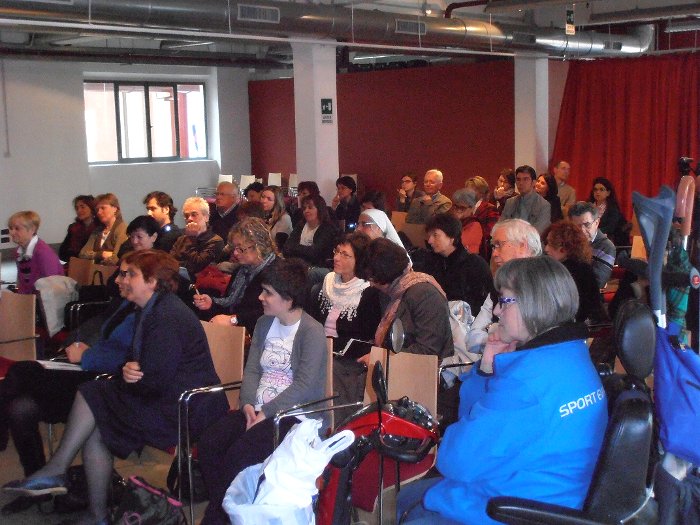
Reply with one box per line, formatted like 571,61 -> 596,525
307,232 -> 382,421
260,185 -> 293,246
467,219 -> 542,355
8,211 -> 64,294
396,173 -> 425,213
283,195 -> 339,268
588,177 -> 628,246
79,193 -> 128,265
170,196 -> 224,278
535,173 -> 563,222
360,238 -> 453,361
209,181 -> 240,241
117,215 -> 160,259
360,189 -> 388,214
464,176 -> 499,259
415,214 -> 492,314
406,169 -> 452,224
193,218 -> 276,334
59,195 -> 96,263
287,180 -> 320,225
143,191 -> 180,252
492,168 -> 515,211
356,208 -> 406,250
331,176 -> 361,232
544,221 -> 606,324
449,188 -> 482,255
198,258 -> 327,525
499,165 -> 551,234
243,181 -> 264,203
397,257 -> 606,524
568,201 -> 616,288
2,251 -> 228,525
553,160 -> 576,214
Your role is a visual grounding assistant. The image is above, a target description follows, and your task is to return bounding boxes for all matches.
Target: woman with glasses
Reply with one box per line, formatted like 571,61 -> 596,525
3,250 -> 228,525
283,194 -> 339,268
449,188 -> 483,256
396,173 -> 425,212
397,256 -> 607,525
198,258 -> 327,525
308,232 -> 382,421
193,217 -> 277,335
355,208 -> 406,250
587,177 -> 627,245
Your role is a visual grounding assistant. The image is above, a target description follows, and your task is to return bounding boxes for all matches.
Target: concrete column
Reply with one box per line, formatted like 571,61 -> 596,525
292,41 -> 339,201
514,52 -> 549,173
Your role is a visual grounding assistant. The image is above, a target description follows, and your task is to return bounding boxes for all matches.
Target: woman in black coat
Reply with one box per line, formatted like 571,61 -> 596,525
283,194 -> 339,268
3,250 -> 227,525
535,173 -> 563,223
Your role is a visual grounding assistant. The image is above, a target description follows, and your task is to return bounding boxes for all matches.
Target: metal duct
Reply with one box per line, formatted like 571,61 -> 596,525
0,0 -> 654,57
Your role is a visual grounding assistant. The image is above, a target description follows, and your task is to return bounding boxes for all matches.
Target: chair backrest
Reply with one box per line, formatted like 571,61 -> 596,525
390,211 -> 407,233
0,290 -> 36,361
584,299 -> 657,522
67,257 -> 94,285
399,222 -> 428,249
200,321 -> 245,410
363,346 -> 438,417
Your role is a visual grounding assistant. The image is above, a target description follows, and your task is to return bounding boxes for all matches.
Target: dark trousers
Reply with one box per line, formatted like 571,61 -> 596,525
0,361 -> 97,475
198,410 -> 298,525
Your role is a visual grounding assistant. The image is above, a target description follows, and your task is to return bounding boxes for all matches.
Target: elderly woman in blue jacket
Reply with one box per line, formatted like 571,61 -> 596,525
397,256 -> 608,524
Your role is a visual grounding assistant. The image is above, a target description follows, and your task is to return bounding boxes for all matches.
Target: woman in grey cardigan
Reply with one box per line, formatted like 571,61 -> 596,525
198,258 -> 328,525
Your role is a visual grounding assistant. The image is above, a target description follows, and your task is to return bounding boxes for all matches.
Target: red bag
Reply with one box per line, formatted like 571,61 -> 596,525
195,265 -> 231,298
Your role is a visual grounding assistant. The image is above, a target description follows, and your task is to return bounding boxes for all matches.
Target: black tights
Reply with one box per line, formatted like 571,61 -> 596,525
29,392 -> 112,524
7,396 -> 46,476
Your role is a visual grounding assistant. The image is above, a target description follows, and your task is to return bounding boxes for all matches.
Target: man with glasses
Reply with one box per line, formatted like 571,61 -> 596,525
498,165 -> 551,234
406,169 -> 452,224
466,219 -> 542,354
568,201 -> 616,288
143,191 -> 181,252
396,173 -> 425,212
209,181 -> 240,241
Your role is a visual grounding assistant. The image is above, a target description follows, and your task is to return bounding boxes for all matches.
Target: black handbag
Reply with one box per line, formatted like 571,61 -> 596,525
111,476 -> 186,525
78,270 -> 110,303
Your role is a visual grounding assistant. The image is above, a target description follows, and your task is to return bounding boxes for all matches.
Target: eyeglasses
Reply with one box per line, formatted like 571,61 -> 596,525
183,212 -> 200,219
400,179 -> 413,184
490,240 -> 511,250
358,221 -> 377,228
497,296 -> 517,308
232,244 -> 256,254
453,204 -> 473,211
333,248 -> 354,259
215,192 -> 234,197
580,221 -> 596,229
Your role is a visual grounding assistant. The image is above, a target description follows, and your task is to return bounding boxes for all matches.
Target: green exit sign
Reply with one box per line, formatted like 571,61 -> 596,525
321,98 -> 333,124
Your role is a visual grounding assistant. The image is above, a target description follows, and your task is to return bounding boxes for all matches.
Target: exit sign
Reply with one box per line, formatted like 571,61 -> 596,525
321,98 -> 333,124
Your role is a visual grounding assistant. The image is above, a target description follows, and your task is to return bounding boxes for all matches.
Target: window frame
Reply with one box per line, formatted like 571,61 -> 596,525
84,80 -> 207,164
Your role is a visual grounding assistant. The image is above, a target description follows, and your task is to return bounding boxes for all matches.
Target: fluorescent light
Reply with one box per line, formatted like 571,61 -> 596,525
665,20 -> 700,33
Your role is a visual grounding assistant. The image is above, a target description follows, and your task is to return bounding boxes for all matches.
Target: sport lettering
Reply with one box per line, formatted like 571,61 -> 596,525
559,387 -> 606,417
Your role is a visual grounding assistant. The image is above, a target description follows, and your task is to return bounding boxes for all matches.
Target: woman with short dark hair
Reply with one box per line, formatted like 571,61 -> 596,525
3,250 -> 227,525
198,258 -> 327,525
397,256 -> 607,524
361,238 -> 452,361
588,177 -> 627,245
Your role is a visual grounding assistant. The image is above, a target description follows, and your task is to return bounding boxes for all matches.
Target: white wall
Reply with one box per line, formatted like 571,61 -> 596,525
0,59 -> 252,245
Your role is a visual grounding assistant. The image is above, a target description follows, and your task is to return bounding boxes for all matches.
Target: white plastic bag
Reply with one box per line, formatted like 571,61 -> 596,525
35,276 -> 78,336
222,419 -> 355,525
440,299 -> 479,386
223,463 -> 315,525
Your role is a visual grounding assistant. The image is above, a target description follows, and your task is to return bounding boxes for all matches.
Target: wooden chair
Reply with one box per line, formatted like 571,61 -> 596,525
67,257 -> 117,286
399,222 -> 429,250
0,290 -> 37,363
363,346 -> 438,417
390,211 -> 407,233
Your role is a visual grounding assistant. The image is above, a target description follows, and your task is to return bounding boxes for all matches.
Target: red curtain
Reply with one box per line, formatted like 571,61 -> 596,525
552,53 -> 700,218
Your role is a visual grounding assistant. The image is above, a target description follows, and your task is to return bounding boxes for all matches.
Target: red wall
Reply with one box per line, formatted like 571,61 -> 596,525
249,61 -> 514,208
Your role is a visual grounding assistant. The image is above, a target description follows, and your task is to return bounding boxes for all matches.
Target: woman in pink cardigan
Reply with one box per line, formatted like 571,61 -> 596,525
8,211 -> 64,294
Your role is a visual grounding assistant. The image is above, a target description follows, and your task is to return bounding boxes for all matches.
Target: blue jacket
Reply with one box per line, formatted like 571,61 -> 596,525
80,301 -> 135,373
424,336 -> 607,524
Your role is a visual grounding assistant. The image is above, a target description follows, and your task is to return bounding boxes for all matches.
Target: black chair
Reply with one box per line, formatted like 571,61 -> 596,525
487,299 -> 658,525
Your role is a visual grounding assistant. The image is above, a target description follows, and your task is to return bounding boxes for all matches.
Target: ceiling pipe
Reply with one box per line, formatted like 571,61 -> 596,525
0,0 -> 654,57
484,0 -> 606,14
444,1 -> 487,20
587,4 -> 700,26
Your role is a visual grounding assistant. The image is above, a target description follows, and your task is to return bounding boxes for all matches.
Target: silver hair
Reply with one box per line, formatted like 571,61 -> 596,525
426,169 -> 443,183
491,219 -> 542,256
217,180 -> 240,194
494,256 -> 579,336
452,188 -> 478,208
568,201 -> 599,221
183,196 -> 210,218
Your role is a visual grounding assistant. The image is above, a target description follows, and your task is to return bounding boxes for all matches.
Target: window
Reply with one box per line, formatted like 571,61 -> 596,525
84,81 -> 207,163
